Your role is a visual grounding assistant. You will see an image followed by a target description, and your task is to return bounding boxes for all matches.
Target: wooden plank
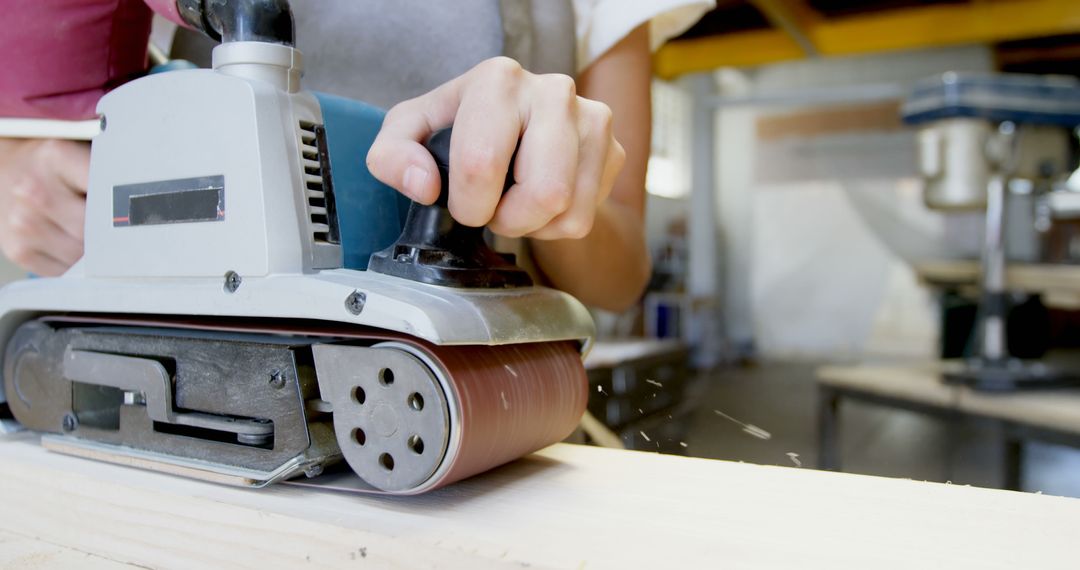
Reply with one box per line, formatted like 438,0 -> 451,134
2,434 -> 1080,568
755,101 -> 903,141
655,0 -> 1080,78
0,529 -> 136,569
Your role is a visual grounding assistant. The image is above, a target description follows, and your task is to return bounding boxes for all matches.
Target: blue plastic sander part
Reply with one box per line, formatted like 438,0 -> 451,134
901,72 -> 1080,127
314,92 -> 412,270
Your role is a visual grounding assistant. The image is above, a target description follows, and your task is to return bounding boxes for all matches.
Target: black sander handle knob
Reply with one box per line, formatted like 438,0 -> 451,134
367,128 -> 533,289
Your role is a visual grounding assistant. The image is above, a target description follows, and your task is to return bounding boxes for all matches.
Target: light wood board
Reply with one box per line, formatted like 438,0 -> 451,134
818,362 -> 1080,435
914,260 -> 1080,307
1,433 -> 1079,569
0,529 -> 135,569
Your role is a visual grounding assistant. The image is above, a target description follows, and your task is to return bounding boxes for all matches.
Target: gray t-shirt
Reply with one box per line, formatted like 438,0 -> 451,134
289,0 -> 576,280
175,1 -> 576,107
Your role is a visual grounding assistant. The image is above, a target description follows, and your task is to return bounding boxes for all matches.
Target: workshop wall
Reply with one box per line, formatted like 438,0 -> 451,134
713,45 -> 995,360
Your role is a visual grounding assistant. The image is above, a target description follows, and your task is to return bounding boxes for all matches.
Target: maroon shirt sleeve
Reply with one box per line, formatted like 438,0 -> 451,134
0,0 -> 155,120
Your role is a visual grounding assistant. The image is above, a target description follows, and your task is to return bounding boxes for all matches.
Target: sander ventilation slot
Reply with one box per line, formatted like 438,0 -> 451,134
297,120 -> 339,245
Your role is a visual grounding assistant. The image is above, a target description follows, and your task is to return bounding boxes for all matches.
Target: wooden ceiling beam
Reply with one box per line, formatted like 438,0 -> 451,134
749,0 -> 822,56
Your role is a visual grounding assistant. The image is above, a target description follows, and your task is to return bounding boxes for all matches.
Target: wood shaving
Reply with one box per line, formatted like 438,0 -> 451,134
714,409 -> 772,441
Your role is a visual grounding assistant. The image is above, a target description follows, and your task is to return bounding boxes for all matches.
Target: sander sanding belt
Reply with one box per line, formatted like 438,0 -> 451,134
41,315 -> 589,494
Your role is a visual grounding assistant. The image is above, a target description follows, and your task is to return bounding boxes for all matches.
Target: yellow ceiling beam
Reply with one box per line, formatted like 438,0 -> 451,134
654,29 -> 805,79
813,0 -> 1080,55
655,0 -> 1080,79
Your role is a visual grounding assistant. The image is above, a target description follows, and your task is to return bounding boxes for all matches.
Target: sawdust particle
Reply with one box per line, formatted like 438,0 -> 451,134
500,391 -> 510,410
742,425 -> 772,440
786,452 -> 802,467
597,385 -> 607,395
504,364 -> 518,377
679,441 -> 688,448
714,409 -> 772,440
645,379 -> 663,388
639,430 -> 651,442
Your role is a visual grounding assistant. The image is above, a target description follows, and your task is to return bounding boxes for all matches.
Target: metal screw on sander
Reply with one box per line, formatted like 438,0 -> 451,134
268,370 -> 287,390
61,413 -> 78,433
224,271 -> 242,293
345,291 -> 366,315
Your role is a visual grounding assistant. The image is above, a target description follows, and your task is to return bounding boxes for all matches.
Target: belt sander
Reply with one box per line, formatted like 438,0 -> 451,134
0,0 -> 593,494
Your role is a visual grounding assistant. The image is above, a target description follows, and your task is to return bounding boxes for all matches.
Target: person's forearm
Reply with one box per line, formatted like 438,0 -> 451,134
530,200 -> 651,312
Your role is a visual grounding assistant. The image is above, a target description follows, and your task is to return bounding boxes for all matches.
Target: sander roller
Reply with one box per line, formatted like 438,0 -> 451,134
0,0 -> 593,494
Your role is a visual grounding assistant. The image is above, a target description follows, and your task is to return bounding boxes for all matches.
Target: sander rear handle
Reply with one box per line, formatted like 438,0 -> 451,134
0,118 -> 101,141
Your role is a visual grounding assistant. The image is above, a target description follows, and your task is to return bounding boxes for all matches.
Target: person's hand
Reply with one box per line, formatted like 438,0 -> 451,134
0,138 -> 89,276
367,56 -> 626,240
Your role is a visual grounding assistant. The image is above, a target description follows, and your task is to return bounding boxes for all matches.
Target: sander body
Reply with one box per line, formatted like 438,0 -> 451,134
0,1 -> 593,494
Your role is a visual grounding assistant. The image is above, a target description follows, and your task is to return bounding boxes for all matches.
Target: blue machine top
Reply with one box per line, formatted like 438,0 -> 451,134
901,72 -> 1080,127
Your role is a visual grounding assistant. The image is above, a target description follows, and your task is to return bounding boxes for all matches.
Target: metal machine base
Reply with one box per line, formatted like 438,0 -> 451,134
1,316 -> 588,494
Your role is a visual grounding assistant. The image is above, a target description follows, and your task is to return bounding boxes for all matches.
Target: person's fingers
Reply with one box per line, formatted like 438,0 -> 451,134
16,140 -> 89,240
591,101 -> 626,208
367,103 -> 444,204
448,57 -> 528,227
41,139 -> 91,195
0,139 -> 88,275
35,216 -> 84,266
0,222 -> 71,277
526,98 -> 613,241
18,250 -> 68,277
485,73 -> 579,237
10,169 -> 86,242
3,181 -> 83,273
369,56 -> 625,239
366,73 -> 468,204
44,190 -> 85,242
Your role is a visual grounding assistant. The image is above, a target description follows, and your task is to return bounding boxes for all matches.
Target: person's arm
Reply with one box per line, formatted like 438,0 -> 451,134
367,27 -> 652,313
528,24 -> 652,312
0,2 -> 155,275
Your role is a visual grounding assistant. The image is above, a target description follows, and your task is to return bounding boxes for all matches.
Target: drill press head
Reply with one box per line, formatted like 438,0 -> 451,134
902,72 -> 1080,211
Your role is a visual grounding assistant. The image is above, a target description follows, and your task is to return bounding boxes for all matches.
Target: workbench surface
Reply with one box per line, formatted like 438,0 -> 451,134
1,433 -> 1078,569
914,260 -> 1080,308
